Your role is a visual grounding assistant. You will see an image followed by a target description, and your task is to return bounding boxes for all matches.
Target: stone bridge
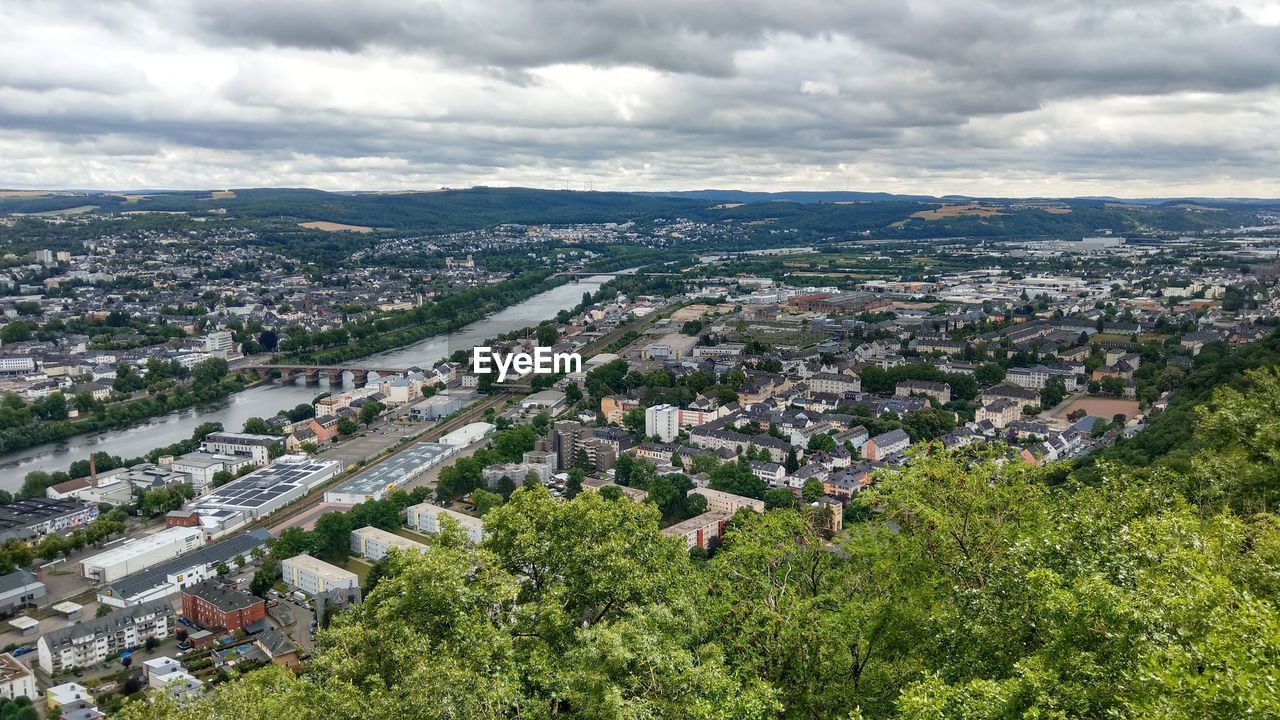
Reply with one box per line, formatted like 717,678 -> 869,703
241,364 -> 412,386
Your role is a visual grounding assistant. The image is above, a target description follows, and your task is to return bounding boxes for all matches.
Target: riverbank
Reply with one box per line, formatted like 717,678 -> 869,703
0,270 -> 632,483
0,371 -> 256,455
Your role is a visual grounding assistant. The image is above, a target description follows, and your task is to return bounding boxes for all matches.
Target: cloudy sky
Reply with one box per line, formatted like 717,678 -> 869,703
2,0 -> 1279,196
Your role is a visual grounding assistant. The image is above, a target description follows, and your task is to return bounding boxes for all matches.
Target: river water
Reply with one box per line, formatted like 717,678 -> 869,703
0,272 -> 625,488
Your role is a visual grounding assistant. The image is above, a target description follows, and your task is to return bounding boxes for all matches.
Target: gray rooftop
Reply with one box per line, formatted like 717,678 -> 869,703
0,569 -> 41,595
104,529 -> 271,601
40,597 -> 173,648
326,442 -> 455,497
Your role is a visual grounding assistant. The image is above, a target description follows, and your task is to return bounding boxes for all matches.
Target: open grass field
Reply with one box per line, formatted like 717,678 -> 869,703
299,220 -> 375,233
910,203 -> 1006,220
345,557 -> 374,585
394,527 -> 436,544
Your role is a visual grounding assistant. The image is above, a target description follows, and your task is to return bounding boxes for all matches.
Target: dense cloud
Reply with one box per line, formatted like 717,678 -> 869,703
1,0 -> 1278,195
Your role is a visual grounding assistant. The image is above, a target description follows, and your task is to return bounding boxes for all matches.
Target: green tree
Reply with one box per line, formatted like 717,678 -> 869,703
1040,375 -> 1068,407
191,357 -> 229,386
802,476 -> 825,502
472,489 -> 503,517
764,487 -> 797,510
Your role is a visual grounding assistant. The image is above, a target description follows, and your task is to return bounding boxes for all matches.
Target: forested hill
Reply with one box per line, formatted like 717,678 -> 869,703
2,187 -> 1275,242
121,352 -> 1280,719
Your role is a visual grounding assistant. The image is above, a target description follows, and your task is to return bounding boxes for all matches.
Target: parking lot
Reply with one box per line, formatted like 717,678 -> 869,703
317,425 -> 413,469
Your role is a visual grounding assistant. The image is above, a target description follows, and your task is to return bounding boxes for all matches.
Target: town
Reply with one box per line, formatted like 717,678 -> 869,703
0,202 -> 1276,716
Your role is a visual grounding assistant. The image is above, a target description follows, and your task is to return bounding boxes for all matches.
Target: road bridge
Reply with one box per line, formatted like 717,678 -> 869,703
241,363 -> 414,386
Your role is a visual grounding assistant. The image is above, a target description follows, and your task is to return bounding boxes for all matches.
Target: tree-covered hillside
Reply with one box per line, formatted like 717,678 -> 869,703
2,187 -> 1271,244
120,363 -> 1280,720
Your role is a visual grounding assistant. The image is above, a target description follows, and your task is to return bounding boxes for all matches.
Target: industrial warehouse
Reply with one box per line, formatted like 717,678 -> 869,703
322,442 -> 457,505
185,455 -> 343,536
79,526 -> 205,583
98,529 -> 271,608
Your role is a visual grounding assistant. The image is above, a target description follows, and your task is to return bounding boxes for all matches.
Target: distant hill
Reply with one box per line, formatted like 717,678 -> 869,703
1,186 -> 1275,245
636,189 -> 939,203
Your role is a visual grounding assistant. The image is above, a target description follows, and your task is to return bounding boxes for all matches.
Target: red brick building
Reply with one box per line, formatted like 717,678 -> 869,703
180,580 -> 265,632
164,510 -> 200,529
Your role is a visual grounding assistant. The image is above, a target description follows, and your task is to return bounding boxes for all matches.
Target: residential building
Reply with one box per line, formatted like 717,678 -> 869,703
0,653 -> 35,701
180,580 -> 266,632
281,554 -> 358,595
406,503 -> 488,544
37,598 -> 175,674
895,380 -> 952,406
645,404 -> 680,443
808,372 -> 861,395
199,432 -> 281,465
862,429 -> 911,461
350,526 -> 427,561
747,460 -> 787,486
976,399 -> 1021,429
662,511 -> 732,550
690,487 -> 766,515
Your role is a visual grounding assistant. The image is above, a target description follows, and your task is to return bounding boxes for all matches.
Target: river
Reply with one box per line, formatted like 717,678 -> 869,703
0,271 -> 627,488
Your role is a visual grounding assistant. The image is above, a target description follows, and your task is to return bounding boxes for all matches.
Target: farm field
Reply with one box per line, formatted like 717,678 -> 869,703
299,220 -> 375,233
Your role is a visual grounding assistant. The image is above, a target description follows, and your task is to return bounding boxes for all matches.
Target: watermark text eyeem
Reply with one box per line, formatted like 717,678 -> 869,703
472,346 -> 582,383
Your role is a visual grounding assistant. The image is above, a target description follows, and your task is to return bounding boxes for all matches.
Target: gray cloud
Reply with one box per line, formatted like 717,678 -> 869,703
0,0 -> 1278,195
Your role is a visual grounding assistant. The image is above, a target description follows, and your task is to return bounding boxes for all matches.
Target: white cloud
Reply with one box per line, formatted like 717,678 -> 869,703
0,0 -> 1278,196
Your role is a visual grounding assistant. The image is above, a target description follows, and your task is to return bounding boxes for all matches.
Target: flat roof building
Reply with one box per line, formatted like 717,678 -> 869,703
406,503 -> 487,544
0,498 -> 97,543
80,526 -> 205,584
350,526 -> 427,562
438,422 -> 495,447
188,456 -> 342,535
323,443 -> 456,505
281,554 -> 358,595
99,528 -> 271,608
200,432 -> 282,465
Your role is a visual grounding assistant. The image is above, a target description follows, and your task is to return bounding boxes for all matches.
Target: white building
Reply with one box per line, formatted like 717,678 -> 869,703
199,432 -> 281,465
406,503 -> 487,544
281,554 -> 358,595
80,526 -> 205,584
0,357 -> 35,377
438,422 -> 495,447
689,487 -> 766,515
98,529 -> 270,608
645,404 -> 680,443
202,330 -> 238,358
143,656 -> 202,699
167,452 -> 254,494
37,598 -> 175,674
644,404 -> 725,442
350,526 -> 427,561
0,653 -> 35,701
